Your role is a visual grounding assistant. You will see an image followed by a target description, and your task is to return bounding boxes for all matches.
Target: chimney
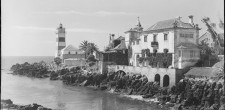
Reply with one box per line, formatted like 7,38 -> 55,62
176,16 -> 182,20
111,34 -> 115,41
188,15 -> 194,25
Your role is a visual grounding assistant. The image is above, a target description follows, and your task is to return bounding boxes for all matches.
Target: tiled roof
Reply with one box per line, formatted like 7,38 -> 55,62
113,39 -> 127,50
115,36 -> 125,41
212,60 -> 224,69
145,18 -> 194,31
62,45 -> 79,51
185,67 -> 221,78
176,42 -> 199,49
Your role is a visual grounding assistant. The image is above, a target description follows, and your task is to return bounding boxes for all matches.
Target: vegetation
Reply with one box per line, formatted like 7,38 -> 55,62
79,40 -> 89,59
196,41 -> 219,67
137,49 -> 172,68
79,40 -> 99,59
87,43 -> 99,54
87,54 -> 97,62
10,61 -> 50,78
54,57 -> 62,70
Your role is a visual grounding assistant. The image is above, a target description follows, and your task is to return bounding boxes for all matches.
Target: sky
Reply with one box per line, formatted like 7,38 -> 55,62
2,0 -> 224,56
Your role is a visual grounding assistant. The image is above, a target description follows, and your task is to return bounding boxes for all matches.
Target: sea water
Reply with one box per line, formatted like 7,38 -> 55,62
1,56 -> 165,110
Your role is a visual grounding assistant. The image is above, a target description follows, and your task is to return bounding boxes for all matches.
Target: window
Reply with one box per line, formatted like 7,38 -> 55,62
164,34 -> 168,40
180,33 -> 194,38
76,52 -> 78,54
178,50 -> 181,57
153,34 -> 157,42
190,50 -> 195,57
133,41 -> 135,45
137,40 -> 139,45
68,51 -> 71,54
144,35 -> 147,42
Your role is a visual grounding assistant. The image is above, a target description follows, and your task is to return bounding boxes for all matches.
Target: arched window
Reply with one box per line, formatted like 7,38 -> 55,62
164,49 -> 169,53
154,74 -> 160,86
163,75 -> 170,87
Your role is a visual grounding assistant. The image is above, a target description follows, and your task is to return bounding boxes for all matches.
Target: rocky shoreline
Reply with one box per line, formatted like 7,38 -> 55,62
1,99 -> 52,110
8,62 -> 225,110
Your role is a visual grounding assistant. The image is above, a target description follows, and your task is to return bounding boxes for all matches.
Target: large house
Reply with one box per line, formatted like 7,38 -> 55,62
107,16 -> 201,87
125,16 -> 201,69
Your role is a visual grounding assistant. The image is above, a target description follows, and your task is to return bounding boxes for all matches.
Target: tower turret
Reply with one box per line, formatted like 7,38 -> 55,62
55,23 -> 66,57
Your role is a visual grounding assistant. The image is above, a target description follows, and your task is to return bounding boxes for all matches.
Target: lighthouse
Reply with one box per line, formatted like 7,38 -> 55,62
55,23 -> 66,57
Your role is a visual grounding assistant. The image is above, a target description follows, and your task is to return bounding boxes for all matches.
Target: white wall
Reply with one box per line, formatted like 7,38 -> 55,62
61,50 -> 84,55
176,29 -> 198,45
139,31 -> 174,53
130,31 -> 175,67
108,65 -> 176,87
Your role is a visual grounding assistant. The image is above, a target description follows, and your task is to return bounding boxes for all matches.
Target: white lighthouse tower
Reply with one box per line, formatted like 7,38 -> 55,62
55,23 -> 66,57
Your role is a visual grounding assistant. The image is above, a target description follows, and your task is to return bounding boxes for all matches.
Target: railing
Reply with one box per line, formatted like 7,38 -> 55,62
151,42 -> 158,48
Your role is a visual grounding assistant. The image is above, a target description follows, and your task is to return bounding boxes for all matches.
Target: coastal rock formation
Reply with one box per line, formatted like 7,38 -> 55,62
1,99 -> 52,110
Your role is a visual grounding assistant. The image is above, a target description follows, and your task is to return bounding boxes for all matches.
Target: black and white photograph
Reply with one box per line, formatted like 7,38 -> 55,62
1,0 -> 224,110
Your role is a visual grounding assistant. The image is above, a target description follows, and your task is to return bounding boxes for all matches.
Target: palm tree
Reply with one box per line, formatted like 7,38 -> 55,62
87,42 -> 99,55
79,40 -> 89,59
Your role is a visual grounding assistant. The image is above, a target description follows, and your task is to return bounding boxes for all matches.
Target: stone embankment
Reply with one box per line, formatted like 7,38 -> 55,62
58,67 -> 225,110
1,99 -> 52,110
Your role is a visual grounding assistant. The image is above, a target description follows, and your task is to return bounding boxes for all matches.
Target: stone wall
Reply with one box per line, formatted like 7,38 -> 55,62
64,59 -> 85,67
108,65 -> 176,87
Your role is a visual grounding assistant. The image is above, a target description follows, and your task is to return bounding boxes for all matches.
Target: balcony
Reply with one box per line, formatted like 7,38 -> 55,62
151,42 -> 158,48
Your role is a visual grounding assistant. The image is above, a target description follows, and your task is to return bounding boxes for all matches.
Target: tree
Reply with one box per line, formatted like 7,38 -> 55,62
219,19 -> 224,29
87,54 -> 97,62
87,42 -> 99,54
197,41 -> 219,66
79,40 -> 89,59
54,57 -> 62,70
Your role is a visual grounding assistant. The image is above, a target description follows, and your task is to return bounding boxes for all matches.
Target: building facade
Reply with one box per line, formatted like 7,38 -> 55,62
106,16 -> 201,87
125,16 -> 201,69
60,44 -> 85,63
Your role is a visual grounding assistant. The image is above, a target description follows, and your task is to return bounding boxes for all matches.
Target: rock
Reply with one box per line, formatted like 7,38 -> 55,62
79,80 -> 88,86
1,99 -> 13,105
100,85 -> 108,90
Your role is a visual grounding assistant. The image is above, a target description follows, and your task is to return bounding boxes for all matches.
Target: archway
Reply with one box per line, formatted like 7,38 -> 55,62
116,70 -> 126,78
163,75 -> 170,87
154,74 -> 160,85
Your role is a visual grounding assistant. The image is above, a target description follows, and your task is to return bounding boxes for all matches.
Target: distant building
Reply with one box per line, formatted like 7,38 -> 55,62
54,23 -> 86,67
55,23 -> 66,57
101,34 -> 128,73
60,44 -> 85,65
198,23 -> 224,54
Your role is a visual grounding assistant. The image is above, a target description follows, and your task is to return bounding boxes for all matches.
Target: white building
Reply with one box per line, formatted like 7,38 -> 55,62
125,16 -> 201,69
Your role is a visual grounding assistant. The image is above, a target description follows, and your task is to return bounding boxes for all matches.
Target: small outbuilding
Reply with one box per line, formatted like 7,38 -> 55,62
185,67 -> 223,80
